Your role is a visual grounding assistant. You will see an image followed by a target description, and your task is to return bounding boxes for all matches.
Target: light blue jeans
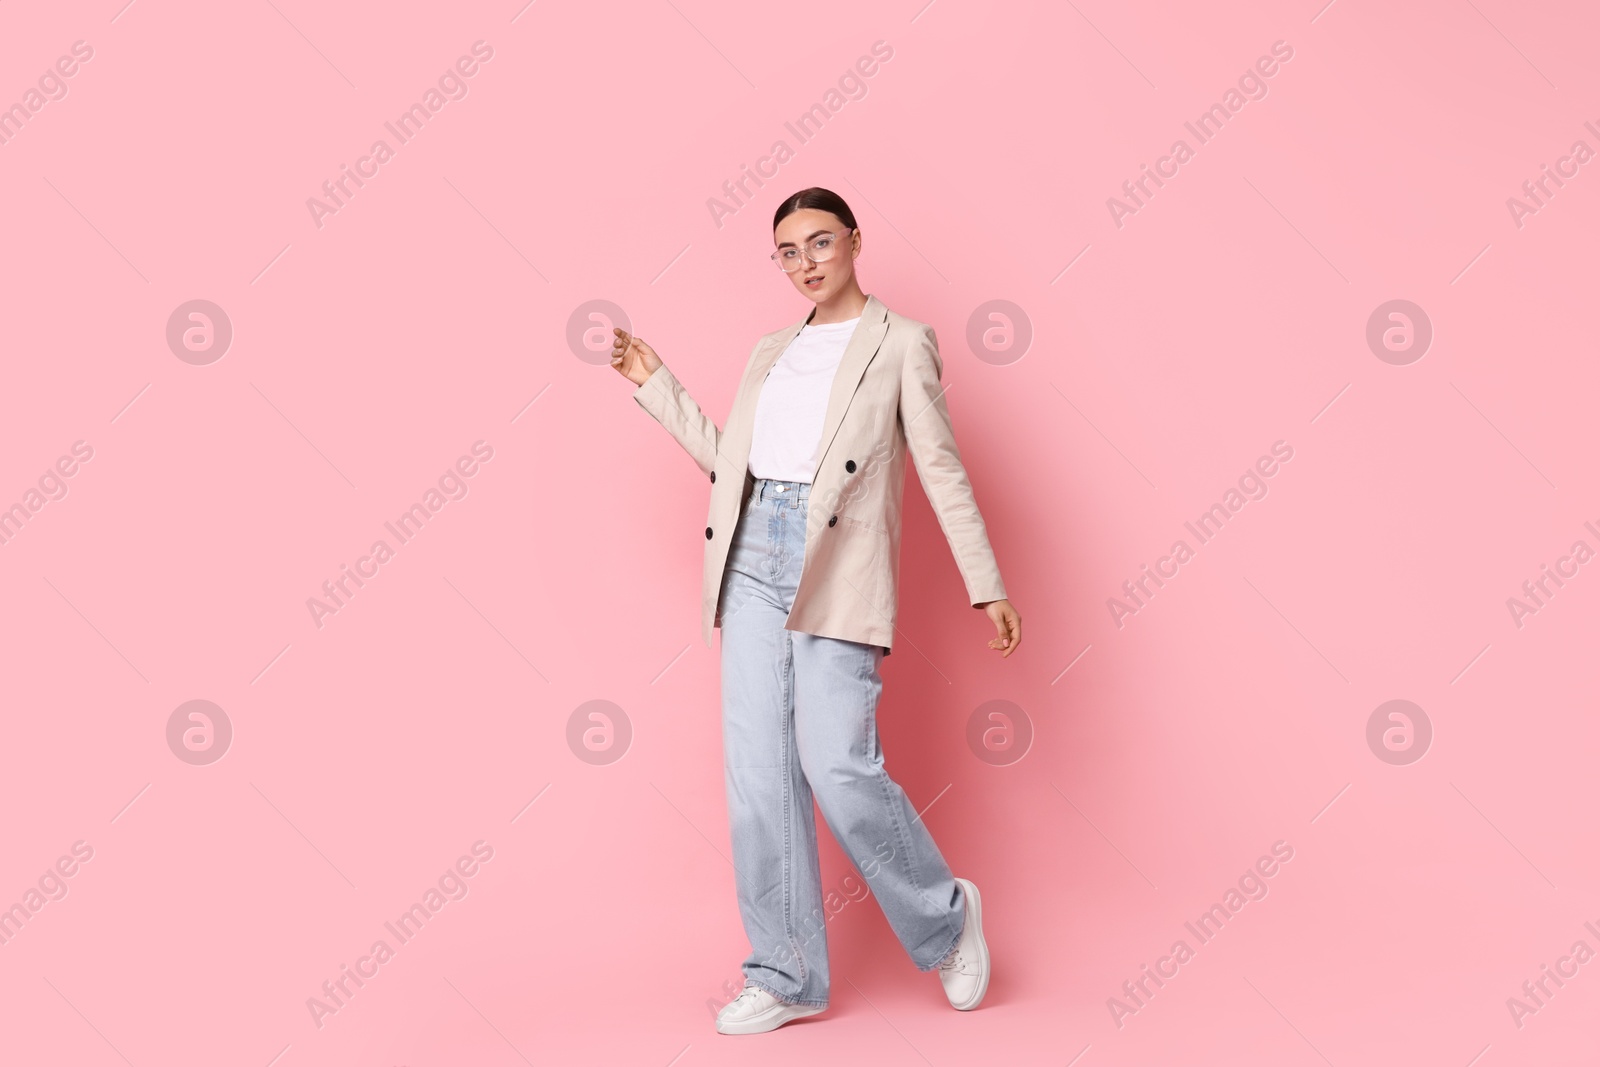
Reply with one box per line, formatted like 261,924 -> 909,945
718,476 -> 967,1007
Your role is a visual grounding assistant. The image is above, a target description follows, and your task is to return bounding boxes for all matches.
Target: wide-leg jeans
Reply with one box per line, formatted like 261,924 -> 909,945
717,476 -> 967,1007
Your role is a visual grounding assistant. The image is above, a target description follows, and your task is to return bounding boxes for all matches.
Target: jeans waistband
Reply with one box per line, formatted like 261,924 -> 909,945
751,477 -> 811,505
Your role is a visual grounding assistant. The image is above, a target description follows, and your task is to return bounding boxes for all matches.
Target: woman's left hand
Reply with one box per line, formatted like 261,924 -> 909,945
979,599 -> 1021,658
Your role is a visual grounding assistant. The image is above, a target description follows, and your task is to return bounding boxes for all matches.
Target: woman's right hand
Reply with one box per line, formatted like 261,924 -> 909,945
610,327 -> 663,387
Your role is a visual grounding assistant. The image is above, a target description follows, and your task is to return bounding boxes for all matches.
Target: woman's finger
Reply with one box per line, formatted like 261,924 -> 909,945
988,612 -> 1010,653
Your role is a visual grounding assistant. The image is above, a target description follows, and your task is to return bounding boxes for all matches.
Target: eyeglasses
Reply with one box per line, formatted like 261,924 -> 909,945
771,228 -> 853,272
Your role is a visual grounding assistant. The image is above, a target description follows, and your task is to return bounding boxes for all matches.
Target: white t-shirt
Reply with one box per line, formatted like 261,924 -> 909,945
747,315 -> 862,482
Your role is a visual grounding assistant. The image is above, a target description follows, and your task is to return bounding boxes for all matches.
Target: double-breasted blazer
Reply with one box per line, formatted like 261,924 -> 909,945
631,292 -> 1008,653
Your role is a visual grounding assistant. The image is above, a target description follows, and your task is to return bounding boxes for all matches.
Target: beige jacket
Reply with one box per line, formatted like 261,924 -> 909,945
632,292 -> 1007,652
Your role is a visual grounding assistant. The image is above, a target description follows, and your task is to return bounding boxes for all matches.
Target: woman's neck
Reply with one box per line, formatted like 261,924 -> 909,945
808,285 -> 868,325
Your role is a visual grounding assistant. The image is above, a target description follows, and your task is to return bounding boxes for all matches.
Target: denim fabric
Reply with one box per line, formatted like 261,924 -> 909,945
717,476 -> 967,1007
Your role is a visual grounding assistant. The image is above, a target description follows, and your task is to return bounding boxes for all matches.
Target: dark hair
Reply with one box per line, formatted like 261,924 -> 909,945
773,187 -> 858,233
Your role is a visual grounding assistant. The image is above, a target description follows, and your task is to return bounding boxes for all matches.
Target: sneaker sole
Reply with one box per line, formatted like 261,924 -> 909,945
951,877 -> 990,1010
716,1001 -> 826,1035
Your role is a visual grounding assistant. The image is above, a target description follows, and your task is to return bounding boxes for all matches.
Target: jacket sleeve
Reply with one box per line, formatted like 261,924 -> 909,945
631,362 -> 722,478
898,324 -> 1008,607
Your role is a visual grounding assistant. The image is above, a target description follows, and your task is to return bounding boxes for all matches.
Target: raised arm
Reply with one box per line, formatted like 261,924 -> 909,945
632,362 -> 722,477
898,324 -> 1007,608
613,329 -> 722,478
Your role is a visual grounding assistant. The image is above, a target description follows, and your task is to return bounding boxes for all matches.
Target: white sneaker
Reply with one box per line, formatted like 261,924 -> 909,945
715,982 -> 826,1035
938,877 -> 990,1010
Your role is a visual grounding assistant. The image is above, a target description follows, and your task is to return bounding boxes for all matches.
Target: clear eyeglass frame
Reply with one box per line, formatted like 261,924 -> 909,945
771,228 -> 854,272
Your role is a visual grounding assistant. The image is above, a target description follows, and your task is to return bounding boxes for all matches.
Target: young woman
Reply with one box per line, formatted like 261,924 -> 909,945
612,187 -> 1021,1035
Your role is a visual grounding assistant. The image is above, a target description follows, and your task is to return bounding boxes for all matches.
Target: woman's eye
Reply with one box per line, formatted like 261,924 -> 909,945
813,238 -> 832,250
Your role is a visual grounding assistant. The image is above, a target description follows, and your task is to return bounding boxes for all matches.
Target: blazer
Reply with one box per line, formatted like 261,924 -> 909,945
631,292 -> 1007,653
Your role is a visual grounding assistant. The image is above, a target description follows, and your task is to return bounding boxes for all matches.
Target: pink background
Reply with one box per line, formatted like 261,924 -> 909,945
2,0 -> 1598,1064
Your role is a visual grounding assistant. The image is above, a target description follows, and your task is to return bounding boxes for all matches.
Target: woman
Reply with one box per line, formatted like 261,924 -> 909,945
612,187 -> 1021,1035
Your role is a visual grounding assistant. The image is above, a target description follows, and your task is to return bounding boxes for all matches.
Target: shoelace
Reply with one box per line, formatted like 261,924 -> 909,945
732,984 -> 765,1005
939,949 -> 976,975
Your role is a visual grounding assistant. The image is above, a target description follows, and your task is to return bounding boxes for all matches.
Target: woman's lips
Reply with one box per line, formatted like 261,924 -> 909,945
805,275 -> 824,288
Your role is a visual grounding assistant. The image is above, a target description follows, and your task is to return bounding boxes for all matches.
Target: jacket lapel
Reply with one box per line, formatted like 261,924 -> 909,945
813,294 -> 890,468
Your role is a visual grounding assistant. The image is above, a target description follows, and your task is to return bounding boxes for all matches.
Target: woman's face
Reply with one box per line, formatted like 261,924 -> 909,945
773,208 -> 860,304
